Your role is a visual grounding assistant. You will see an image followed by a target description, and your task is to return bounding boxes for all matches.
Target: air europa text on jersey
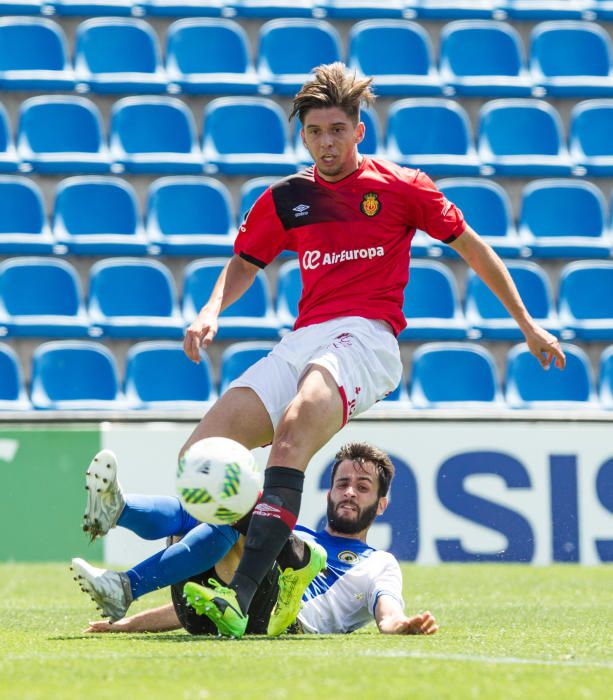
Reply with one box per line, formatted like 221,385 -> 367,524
302,247 -> 385,270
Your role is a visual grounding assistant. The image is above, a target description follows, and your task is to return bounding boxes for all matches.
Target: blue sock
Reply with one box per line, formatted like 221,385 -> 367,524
117,495 -> 199,540
126,523 -> 239,600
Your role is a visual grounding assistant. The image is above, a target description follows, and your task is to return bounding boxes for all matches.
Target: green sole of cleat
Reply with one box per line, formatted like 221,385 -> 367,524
183,581 -> 248,639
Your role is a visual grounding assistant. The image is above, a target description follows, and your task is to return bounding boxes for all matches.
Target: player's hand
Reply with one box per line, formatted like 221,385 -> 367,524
523,326 -> 566,371
183,311 -> 218,363
397,611 -> 438,636
84,619 -> 130,634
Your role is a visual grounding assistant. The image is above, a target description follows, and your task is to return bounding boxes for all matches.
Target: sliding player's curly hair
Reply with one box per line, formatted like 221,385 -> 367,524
331,442 -> 395,498
289,62 -> 376,125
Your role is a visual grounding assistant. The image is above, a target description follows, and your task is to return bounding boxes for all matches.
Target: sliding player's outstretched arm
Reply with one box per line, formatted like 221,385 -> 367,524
183,255 -> 260,362
375,596 -> 438,636
85,604 -> 181,634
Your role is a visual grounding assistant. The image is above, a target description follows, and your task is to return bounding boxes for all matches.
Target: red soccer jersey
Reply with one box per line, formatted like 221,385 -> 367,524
234,156 -> 465,336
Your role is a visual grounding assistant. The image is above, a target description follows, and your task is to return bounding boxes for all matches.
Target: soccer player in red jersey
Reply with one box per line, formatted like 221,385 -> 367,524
180,63 -> 566,638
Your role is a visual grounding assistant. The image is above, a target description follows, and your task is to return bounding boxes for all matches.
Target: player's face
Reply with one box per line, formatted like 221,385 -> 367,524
301,107 -> 365,183
326,459 -> 386,535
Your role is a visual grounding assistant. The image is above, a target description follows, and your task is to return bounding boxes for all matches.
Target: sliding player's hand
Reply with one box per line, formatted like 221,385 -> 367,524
397,611 -> 438,636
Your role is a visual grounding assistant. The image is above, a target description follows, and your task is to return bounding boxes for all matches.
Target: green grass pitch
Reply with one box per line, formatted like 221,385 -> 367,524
1,563 -> 611,700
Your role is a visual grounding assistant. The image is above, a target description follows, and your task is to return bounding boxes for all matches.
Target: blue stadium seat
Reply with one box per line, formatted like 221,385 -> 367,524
505,342 -> 596,408
229,1 -> 315,17
464,261 -> 560,340
202,97 -> 295,175
415,1 -> 496,18
219,341 -> 275,393
17,96 -> 111,174
569,99 -> 613,176
137,1 -> 227,16
74,18 -> 167,94
498,1 -> 594,20
314,1 -> 406,17
146,176 -> 235,256
386,98 -> 481,175
530,21 -> 613,97
0,176 -> 55,254
558,262 -> 613,340
435,178 -> 525,258
48,1 -> 135,16
400,260 -> 468,340
183,259 -> 280,339
519,179 -> 611,258
275,259 -> 301,328
0,17 -> 75,91
347,20 -> 443,96
30,340 -> 123,410
598,345 -> 613,408
0,2 -> 44,15
238,176 -> 279,223
477,98 -> 574,176
293,106 -> 382,166
595,0 -> 613,20
53,176 -> 149,255
88,258 -> 184,339
125,341 -> 216,410
439,20 -> 532,97
257,19 -> 341,95
110,96 -> 202,174
0,257 -> 90,337
0,343 -> 30,410
0,104 -> 18,173
165,18 -> 259,95
409,342 -> 502,408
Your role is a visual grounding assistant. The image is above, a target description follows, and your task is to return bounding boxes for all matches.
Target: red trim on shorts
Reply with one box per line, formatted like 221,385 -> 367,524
338,385 -> 348,427
252,501 -> 297,530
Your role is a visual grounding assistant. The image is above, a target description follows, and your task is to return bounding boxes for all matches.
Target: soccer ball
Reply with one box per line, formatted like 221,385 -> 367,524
176,437 -> 262,525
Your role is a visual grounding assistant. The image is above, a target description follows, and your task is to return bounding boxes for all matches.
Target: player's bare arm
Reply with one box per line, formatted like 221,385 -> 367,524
85,604 -> 181,634
375,596 -> 438,636
183,255 -> 260,362
450,225 -> 565,370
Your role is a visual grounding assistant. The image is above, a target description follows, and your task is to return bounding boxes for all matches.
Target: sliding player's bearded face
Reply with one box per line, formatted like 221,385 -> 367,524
326,459 -> 387,535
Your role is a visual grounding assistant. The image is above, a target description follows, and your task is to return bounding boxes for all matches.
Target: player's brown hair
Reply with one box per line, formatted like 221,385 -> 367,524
331,442 -> 395,498
289,62 -> 376,125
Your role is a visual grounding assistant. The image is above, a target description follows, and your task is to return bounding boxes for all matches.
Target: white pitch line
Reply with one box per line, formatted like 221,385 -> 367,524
357,651 -> 613,669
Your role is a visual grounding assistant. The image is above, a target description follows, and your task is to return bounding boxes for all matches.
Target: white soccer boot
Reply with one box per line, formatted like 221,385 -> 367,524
82,449 -> 125,542
71,558 -> 132,622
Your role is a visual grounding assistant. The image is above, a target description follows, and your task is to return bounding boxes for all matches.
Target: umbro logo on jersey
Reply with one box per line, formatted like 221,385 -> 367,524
293,203 -> 310,217
441,198 -> 452,217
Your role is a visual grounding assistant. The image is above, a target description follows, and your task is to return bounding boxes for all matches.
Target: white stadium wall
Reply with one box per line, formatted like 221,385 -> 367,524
97,417 -> 613,567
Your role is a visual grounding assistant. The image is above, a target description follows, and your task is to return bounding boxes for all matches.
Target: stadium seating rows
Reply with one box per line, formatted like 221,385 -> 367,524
0,2 -> 611,22
1,338 -> 611,410
1,17 -> 612,99
2,255 -> 613,341
2,92 -> 613,177
1,175 -> 612,259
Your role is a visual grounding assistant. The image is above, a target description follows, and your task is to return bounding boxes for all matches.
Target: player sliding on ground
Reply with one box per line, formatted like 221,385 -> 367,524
72,443 -> 437,636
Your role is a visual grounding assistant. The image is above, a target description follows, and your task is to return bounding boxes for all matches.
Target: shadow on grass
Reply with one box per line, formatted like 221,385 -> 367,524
50,633 -> 337,644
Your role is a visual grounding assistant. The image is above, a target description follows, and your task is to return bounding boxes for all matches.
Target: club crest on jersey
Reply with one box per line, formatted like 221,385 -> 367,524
360,192 -> 381,217
338,550 -> 359,565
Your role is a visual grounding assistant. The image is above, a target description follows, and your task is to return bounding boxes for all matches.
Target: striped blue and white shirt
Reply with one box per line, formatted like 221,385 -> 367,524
294,526 -> 404,634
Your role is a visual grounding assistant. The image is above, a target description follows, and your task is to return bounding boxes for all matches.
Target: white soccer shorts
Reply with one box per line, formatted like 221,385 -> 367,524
228,316 -> 402,429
